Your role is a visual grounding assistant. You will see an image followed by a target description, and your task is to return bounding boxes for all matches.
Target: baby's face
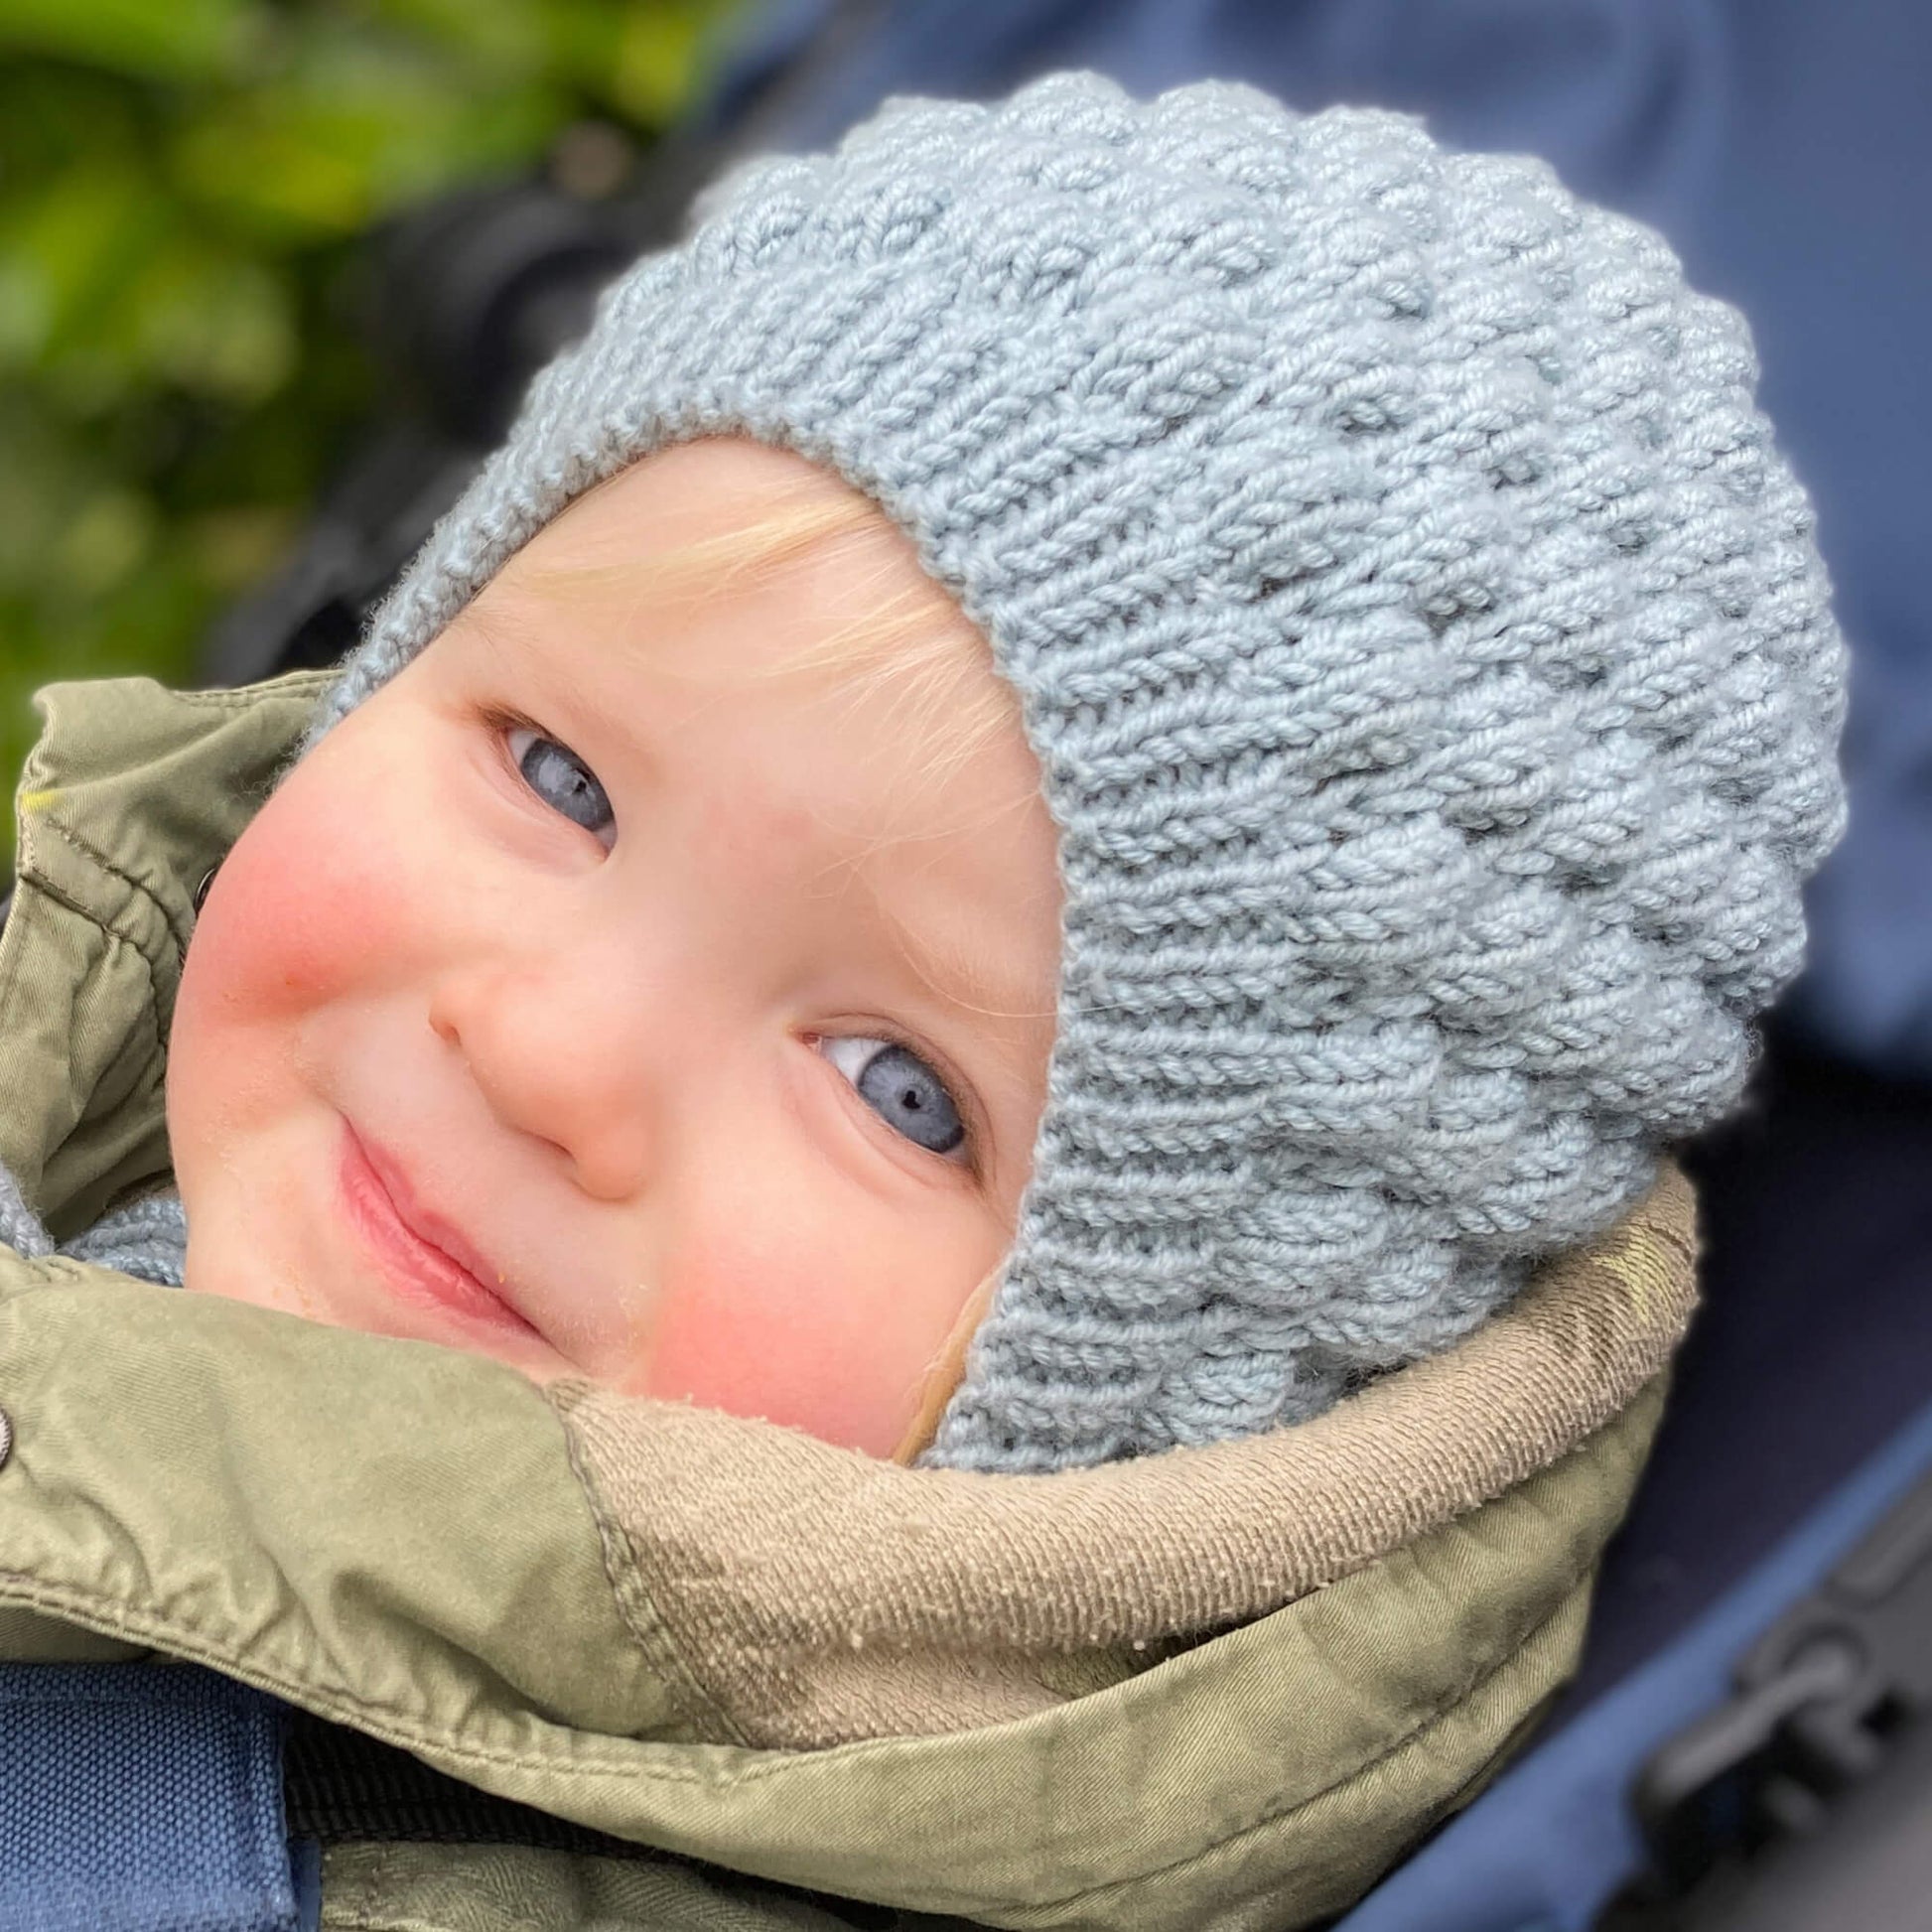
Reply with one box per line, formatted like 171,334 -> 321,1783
167,440 -> 1062,1458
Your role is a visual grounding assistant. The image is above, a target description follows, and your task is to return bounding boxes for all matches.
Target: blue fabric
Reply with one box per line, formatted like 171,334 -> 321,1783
1332,1390 -> 1932,1930
290,1841 -> 323,1932
0,1663 -> 301,1932
705,0 -> 1932,1077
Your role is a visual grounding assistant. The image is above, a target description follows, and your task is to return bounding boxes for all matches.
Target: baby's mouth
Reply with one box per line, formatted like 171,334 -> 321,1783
336,1121 -> 542,1342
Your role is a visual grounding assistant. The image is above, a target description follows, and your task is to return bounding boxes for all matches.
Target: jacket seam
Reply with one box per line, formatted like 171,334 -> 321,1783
0,877 -> 167,1091
14,860 -> 168,1015
170,679 -> 334,711
31,814 -> 195,973
0,878 -> 35,1164
1032,1555 -> 1603,1916
307,1567 -> 1599,1930
548,1381 -> 755,1749
1017,1385 -> 1663,1915
0,1573 -> 711,1779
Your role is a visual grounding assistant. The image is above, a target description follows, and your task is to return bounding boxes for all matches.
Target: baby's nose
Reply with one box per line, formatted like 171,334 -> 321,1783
426,962 -> 657,1201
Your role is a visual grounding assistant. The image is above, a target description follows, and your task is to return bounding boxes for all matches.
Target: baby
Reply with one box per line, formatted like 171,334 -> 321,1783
0,69 -> 1851,1930
15,72 -> 1844,1483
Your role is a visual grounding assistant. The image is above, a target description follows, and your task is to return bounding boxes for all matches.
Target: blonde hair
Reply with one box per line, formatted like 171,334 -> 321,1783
517,476 -> 1025,792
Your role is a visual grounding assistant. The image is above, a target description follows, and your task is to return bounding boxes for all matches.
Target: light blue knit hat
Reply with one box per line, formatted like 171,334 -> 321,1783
312,72 -> 1846,1472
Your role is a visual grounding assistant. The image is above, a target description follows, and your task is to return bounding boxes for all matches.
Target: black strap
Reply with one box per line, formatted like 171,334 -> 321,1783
282,1711 -> 646,1858
283,1712 -> 916,1926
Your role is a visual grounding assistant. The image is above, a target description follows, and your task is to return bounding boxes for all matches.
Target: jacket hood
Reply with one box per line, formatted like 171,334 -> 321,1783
0,675 -> 1695,1929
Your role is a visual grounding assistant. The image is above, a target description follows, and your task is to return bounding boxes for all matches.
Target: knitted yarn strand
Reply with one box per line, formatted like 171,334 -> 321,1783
0,1161 -> 188,1288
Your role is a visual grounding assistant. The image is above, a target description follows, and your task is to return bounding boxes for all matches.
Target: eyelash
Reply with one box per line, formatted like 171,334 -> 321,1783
478,704 -> 988,1180
488,706 -> 615,846
484,702 -> 564,796
816,1023 -> 985,1176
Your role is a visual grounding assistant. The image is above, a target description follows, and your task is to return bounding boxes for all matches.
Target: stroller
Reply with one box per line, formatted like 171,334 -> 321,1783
11,7 -> 1932,1923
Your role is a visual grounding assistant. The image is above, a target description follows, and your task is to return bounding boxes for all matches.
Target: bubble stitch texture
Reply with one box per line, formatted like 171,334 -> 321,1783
312,74 -> 1846,1472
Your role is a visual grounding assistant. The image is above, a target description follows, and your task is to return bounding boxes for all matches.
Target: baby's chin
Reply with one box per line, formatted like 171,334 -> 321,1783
176,1207 -> 565,1384
178,1221 -> 333,1331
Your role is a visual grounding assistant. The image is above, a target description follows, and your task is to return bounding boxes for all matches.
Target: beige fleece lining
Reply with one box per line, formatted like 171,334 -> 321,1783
554,1163 -> 1695,1748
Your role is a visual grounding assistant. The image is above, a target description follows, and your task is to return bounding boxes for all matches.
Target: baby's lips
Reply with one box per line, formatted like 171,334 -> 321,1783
345,1120 -> 541,1335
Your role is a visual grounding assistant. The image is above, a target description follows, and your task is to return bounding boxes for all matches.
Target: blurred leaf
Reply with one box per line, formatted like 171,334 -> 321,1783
539,0 -> 626,93
130,247 -> 297,400
0,170 -> 298,404
55,484 -> 157,593
0,0 -> 256,82
1,0 -> 745,868
188,502 -> 299,591
2,163 -> 167,385
614,5 -> 713,124
364,0 -> 545,73
0,64 -> 147,184
0,255 -> 51,362
171,34 -> 565,238
0,387 -> 81,594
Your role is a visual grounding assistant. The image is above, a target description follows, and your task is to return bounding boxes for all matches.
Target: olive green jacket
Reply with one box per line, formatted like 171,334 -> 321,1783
0,673 -> 1699,1932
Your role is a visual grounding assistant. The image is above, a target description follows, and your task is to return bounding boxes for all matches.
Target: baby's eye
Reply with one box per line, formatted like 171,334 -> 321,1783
506,726 -> 615,847
817,1035 -> 968,1161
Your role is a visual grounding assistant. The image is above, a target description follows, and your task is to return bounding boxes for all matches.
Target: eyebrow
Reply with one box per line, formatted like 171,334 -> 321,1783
877,893 -> 1058,1035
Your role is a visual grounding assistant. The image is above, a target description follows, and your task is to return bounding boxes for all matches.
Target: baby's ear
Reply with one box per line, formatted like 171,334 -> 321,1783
892,1272 -> 999,1465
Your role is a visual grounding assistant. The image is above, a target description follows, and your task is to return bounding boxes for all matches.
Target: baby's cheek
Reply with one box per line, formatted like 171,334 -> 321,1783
639,1241 -> 947,1459
188,772 -> 419,1024
171,755 -> 434,1176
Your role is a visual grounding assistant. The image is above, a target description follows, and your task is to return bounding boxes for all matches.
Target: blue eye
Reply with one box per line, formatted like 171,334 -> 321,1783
818,1035 -> 968,1160
507,727 -> 614,845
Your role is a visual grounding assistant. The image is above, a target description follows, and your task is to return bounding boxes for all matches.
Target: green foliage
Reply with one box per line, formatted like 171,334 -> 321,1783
0,0 -> 740,861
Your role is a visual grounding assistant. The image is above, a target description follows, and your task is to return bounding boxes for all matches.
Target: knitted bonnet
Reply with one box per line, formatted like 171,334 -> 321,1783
311,72 -> 1846,1472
